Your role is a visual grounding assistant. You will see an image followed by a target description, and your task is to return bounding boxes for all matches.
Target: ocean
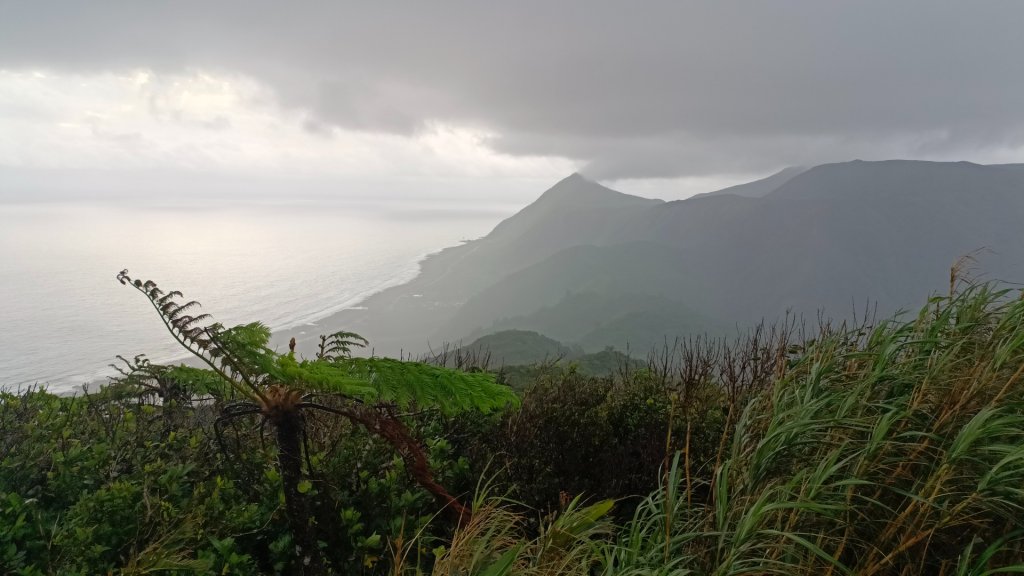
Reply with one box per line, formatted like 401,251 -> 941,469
0,197 -> 510,393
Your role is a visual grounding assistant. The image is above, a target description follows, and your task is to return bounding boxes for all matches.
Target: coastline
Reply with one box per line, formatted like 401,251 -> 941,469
273,237 -> 484,358
58,238 -> 481,397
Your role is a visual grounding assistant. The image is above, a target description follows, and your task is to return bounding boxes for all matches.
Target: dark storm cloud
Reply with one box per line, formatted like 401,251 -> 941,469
2,1 -> 1023,178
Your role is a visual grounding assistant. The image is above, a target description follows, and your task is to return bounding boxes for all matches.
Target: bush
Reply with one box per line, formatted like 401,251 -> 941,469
478,367 -> 724,516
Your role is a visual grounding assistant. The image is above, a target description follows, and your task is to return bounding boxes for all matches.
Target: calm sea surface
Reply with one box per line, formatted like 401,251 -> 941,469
0,198 -> 509,393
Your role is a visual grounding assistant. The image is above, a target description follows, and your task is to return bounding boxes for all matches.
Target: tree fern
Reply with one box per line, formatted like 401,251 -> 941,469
117,269 -> 516,414
117,269 -> 517,574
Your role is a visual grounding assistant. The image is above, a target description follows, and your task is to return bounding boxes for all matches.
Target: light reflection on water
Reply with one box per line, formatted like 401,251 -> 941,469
0,199 -> 508,392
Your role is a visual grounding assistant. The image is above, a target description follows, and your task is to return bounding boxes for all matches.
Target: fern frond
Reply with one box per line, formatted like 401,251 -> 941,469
117,269 -> 265,402
274,356 -> 518,414
163,365 -> 236,398
107,353 -> 161,394
156,290 -> 183,306
118,270 -> 516,415
210,322 -> 276,384
179,313 -> 213,330
110,353 -> 149,378
107,355 -> 234,401
166,301 -> 201,321
317,330 -> 369,361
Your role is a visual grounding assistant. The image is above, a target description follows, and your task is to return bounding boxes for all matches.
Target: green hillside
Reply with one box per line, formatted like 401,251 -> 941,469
461,329 -> 578,366
7,281 -> 1024,574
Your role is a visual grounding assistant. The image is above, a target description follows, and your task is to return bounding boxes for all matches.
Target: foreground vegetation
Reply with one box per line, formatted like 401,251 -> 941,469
4,278 -> 1024,574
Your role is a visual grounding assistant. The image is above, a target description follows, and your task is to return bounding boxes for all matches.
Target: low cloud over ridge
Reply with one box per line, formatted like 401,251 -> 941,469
3,1 -> 1024,179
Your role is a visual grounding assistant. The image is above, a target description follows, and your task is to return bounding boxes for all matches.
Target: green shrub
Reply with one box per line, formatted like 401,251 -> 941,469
480,367 -> 723,516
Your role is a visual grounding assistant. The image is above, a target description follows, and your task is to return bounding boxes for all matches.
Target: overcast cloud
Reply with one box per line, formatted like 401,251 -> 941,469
2,1 -> 1023,185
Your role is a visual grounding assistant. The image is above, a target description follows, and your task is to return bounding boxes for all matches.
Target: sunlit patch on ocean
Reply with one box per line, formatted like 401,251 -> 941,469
0,199 -> 504,393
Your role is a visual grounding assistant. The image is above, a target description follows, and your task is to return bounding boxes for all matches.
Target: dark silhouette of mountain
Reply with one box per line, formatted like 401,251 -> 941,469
311,160 -> 1024,356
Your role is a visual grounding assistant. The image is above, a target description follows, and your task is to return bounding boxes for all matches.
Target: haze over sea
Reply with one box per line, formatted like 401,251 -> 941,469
0,195 -> 511,393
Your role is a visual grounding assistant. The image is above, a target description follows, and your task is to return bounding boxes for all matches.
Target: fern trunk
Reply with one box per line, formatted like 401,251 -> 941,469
274,416 -> 326,576
369,413 -> 472,526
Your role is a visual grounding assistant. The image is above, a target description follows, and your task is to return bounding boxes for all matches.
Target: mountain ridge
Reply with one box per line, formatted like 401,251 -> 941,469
691,166 -> 806,200
297,160 -> 1024,356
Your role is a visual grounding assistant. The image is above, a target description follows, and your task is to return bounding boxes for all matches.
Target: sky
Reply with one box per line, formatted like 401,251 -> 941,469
2,1 -> 1024,202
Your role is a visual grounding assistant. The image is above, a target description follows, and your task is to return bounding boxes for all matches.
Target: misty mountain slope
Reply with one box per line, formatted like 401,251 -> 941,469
320,173 -> 664,353
382,174 -> 661,303
576,306 -> 720,352
769,160 -> 1024,201
485,173 -> 663,244
426,173 -> 663,294
691,166 -> 806,199
458,330 -> 577,366
328,160 -> 1024,356
459,290 -> 717,350
609,160 -> 1024,319
443,160 -> 1024,348
498,292 -> 718,353
746,160 -> 1024,316
438,241 -> 693,340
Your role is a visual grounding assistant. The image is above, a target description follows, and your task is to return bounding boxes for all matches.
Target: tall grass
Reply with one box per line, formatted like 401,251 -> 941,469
441,284 -> 1024,575
610,284 -> 1024,575
430,488 -> 613,576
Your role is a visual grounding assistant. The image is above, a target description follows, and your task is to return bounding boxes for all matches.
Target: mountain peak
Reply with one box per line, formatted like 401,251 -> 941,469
534,172 -> 660,206
481,173 -> 662,249
562,172 -> 591,183
541,172 -> 601,195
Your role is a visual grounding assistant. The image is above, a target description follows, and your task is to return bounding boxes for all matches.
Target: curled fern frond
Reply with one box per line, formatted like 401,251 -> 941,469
117,269 -> 266,402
